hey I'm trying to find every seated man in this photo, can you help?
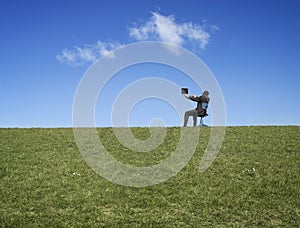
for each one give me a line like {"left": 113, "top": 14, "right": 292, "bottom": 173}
{"left": 183, "top": 91, "right": 210, "bottom": 127}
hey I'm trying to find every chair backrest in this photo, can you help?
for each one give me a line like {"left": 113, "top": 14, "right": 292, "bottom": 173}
{"left": 198, "top": 102, "right": 209, "bottom": 118}
{"left": 201, "top": 102, "right": 208, "bottom": 110}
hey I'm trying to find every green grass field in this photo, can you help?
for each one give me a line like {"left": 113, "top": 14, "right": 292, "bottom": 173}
{"left": 1, "top": 126, "right": 299, "bottom": 227}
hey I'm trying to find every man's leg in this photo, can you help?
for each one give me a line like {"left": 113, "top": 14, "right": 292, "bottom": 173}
{"left": 192, "top": 111, "right": 198, "bottom": 127}
{"left": 184, "top": 109, "right": 198, "bottom": 127}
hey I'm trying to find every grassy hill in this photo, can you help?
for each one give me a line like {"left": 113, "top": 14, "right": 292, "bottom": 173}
{"left": 0, "top": 126, "right": 299, "bottom": 227}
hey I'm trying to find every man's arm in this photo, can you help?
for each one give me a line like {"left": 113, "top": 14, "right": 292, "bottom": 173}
{"left": 184, "top": 94, "right": 201, "bottom": 103}
{"left": 184, "top": 94, "right": 197, "bottom": 99}
{"left": 190, "top": 95, "right": 200, "bottom": 102}
{"left": 184, "top": 94, "right": 191, "bottom": 99}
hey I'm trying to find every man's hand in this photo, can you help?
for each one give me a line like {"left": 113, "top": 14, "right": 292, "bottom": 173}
{"left": 184, "top": 94, "right": 190, "bottom": 99}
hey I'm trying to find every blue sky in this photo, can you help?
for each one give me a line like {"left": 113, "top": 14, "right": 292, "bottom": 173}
{"left": 1, "top": 0, "right": 299, "bottom": 127}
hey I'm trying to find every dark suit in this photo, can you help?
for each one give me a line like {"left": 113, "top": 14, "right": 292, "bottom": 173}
{"left": 184, "top": 95, "right": 210, "bottom": 127}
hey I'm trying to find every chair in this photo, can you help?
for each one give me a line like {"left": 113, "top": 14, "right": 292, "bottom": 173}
{"left": 198, "top": 103, "right": 208, "bottom": 126}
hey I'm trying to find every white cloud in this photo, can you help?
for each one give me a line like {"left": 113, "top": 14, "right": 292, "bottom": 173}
{"left": 57, "top": 12, "right": 216, "bottom": 65}
{"left": 96, "top": 41, "right": 121, "bottom": 59}
{"left": 56, "top": 49, "right": 77, "bottom": 64}
{"left": 56, "top": 41, "right": 123, "bottom": 66}
{"left": 129, "top": 12, "right": 212, "bottom": 50}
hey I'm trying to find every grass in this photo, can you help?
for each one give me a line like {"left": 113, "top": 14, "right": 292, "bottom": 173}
{"left": 0, "top": 126, "right": 299, "bottom": 227}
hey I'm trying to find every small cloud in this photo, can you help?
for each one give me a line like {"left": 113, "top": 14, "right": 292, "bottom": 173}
{"left": 56, "top": 49, "right": 77, "bottom": 65}
{"left": 56, "top": 41, "right": 123, "bottom": 66}
{"left": 75, "top": 45, "right": 97, "bottom": 62}
{"left": 210, "top": 24, "right": 220, "bottom": 32}
{"left": 96, "top": 41, "right": 121, "bottom": 59}
{"left": 129, "top": 12, "right": 213, "bottom": 52}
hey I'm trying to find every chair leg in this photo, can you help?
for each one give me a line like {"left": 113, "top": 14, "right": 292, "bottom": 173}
{"left": 199, "top": 117, "right": 208, "bottom": 127}
{"left": 200, "top": 117, "right": 203, "bottom": 126}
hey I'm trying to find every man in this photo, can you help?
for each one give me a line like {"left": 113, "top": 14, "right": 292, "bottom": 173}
{"left": 183, "top": 91, "right": 210, "bottom": 127}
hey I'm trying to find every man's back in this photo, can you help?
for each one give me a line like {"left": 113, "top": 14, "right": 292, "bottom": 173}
{"left": 190, "top": 95, "right": 209, "bottom": 114}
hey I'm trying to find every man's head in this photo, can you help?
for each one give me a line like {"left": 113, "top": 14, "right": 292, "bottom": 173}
{"left": 203, "top": 91, "right": 209, "bottom": 96}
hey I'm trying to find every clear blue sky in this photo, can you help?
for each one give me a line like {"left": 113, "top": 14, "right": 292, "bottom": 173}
{"left": 1, "top": 0, "right": 299, "bottom": 127}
